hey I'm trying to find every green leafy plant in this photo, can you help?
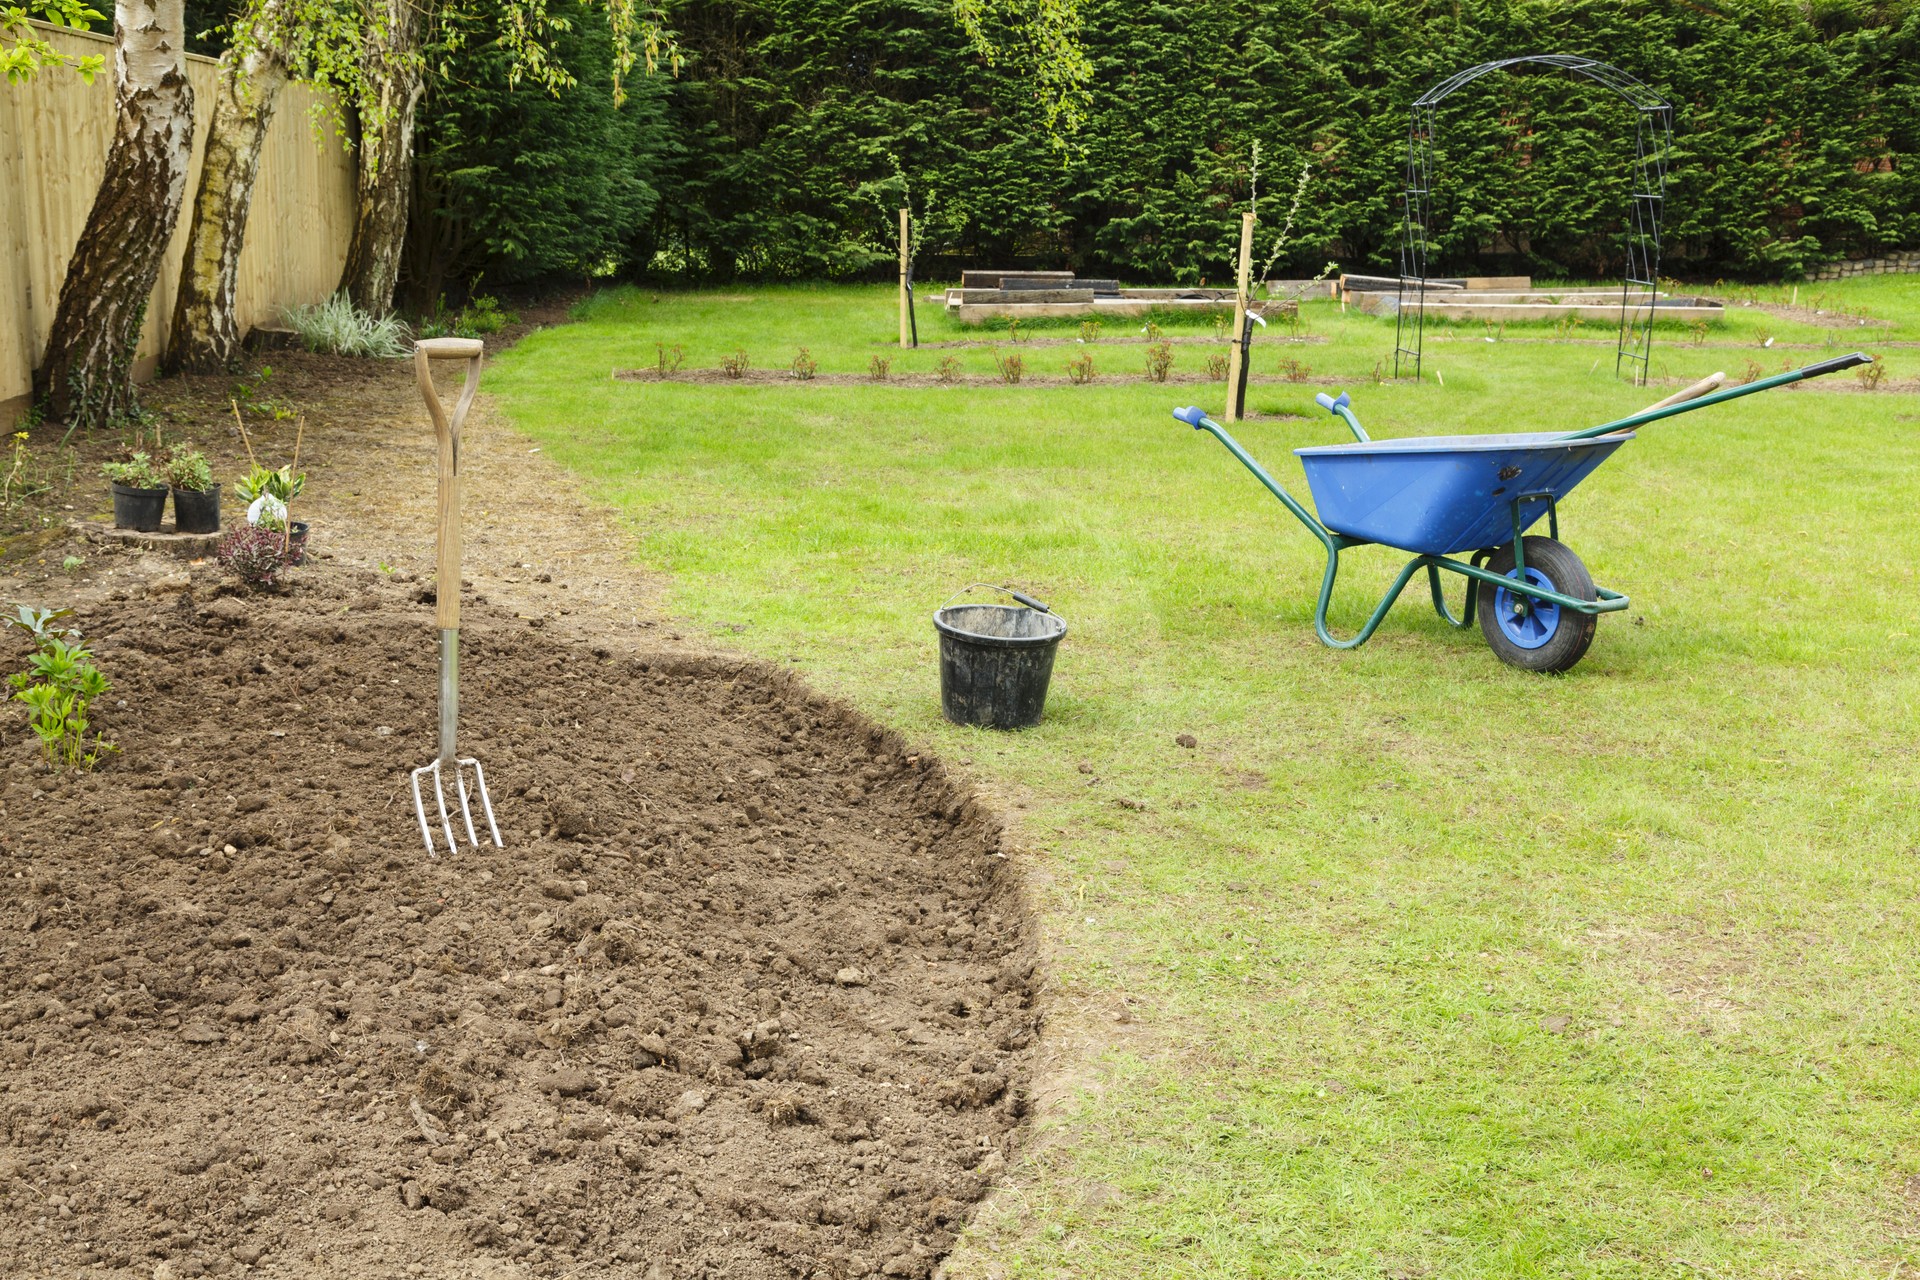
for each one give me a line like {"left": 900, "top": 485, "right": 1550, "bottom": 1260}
{"left": 1687, "top": 318, "right": 1710, "bottom": 346}
{"left": 7, "top": 604, "right": 113, "bottom": 772}
{"left": 934, "top": 355, "right": 962, "bottom": 384}
{"left": 720, "top": 349, "right": 749, "bottom": 378}
{"left": 789, "top": 347, "right": 818, "bottom": 380}
{"left": 282, "top": 293, "right": 409, "bottom": 358}
{"left": 1, "top": 428, "right": 47, "bottom": 508}
{"left": 1856, "top": 355, "right": 1886, "bottom": 390}
{"left": 163, "top": 445, "right": 213, "bottom": 492}
{"left": 417, "top": 293, "right": 515, "bottom": 340}
{"left": 227, "top": 366, "right": 297, "bottom": 420}
{"left": 1007, "top": 318, "right": 1024, "bottom": 343}
{"left": 656, "top": 342, "right": 685, "bottom": 377}
{"left": 868, "top": 355, "right": 892, "bottom": 381}
{"left": 1078, "top": 319, "right": 1103, "bottom": 343}
{"left": 217, "top": 525, "right": 294, "bottom": 592}
{"left": 101, "top": 452, "right": 164, "bottom": 489}
{"left": 0, "top": 2, "right": 106, "bottom": 84}
{"left": 1065, "top": 352, "right": 1095, "bottom": 384}
{"left": 60, "top": 555, "right": 82, "bottom": 576}
{"left": 994, "top": 350, "right": 1024, "bottom": 385}
{"left": 1144, "top": 341, "right": 1174, "bottom": 383}
{"left": 5, "top": 604, "right": 75, "bottom": 647}
{"left": 236, "top": 463, "right": 306, "bottom": 531}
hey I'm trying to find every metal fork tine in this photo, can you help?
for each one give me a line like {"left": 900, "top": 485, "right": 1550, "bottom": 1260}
{"left": 410, "top": 765, "right": 437, "bottom": 854}
{"left": 411, "top": 761, "right": 457, "bottom": 857}
{"left": 453, "top": 765, "right": 481, "bottom": 847}
{"left": 430, "top": 760, "right": 457, "bottom": 853}
{"left": 462, "top": 758, "right": 503, "bottom": 847}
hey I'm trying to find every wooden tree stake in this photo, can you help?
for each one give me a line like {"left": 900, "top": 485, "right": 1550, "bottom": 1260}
{"left": 899, "top": 208, "right": 912, "bottom": 349}
{"left": 1224, "top": 211, "right": 1256, "bottom": 423}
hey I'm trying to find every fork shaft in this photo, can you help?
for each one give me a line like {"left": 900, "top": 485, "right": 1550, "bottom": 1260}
{"left": 439, "top": 628, "right": 459, "bottom": 765}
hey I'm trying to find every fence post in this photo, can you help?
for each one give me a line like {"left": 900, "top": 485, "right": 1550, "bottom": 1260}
{"left": 1224, "top": 211, "right": 1256, "bottom": 423}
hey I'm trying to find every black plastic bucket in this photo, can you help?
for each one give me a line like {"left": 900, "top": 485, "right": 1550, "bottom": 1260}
{"left": 933, "top": 586, "right": 1067, "bottom": 730}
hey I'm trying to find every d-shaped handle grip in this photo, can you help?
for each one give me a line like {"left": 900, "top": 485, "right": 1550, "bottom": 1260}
{"left": 415, "top": 340, "right": 485, "bottom": 630}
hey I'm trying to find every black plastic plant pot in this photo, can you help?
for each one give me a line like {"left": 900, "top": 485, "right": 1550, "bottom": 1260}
{"left": 286, "top": 520, "right": 310, "bottom": 565}
{"left": 171, "top": 483, "right": 221, "bottom": 534}
{"left": 110, "top": 483, "right": 168, "bottom": 532}
{"left": 933, "top": 602, "right": 1067, "bottom": 730}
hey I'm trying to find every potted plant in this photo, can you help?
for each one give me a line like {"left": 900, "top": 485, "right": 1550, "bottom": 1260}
{"left": 165, "top": 446, "right": 221, "bottom": 534}
{"left": 235, "top": 462, "right": 309, "bottom": 563}
{"left": 101, "top": 454, "right": 168, "bottom": 531}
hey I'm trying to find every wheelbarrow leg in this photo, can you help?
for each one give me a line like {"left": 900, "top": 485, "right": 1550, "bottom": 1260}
{"left": 1425, "top": 561, "right": 1479, "bottom": 630}
{"left": 1312, "top": 544, "right": 1429, "bottom": 650}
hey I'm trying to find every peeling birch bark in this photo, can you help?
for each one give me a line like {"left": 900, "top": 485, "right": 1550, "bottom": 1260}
{"left": 337, "top": 0, "right": 423, "bottom": 319}
{"left": 165, "top": 0, "right": 290, "bottom": 374}
{"left": 35, "top": 0, "right": 195, "bottom": 427}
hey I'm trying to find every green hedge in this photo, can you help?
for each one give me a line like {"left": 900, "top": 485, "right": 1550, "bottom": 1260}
{"left": 412, "top": 0, "right": 1920, "bottom": 286}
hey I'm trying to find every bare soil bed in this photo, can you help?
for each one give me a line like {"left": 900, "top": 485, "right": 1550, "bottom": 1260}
{"left": 0, "top": 335, "right": 1038, "bottom": 1280}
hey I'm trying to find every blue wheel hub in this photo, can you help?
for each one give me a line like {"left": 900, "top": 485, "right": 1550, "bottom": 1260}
{"left": 1493, "top": 566, "right": 1560, "bottom": 650}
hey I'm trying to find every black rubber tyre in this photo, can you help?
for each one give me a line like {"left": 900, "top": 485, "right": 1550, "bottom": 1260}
{"left": 1476, "top": 536, "right": 1598, "bottom": 673}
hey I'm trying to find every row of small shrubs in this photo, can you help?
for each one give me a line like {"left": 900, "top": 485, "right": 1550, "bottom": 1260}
{"left": 671, "top": 345, "right": 1309, "bottom": 385}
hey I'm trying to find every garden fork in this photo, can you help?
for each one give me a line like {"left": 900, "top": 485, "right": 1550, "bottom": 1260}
{"left": 410, "top": 337, "right": 503, "bottom": 856}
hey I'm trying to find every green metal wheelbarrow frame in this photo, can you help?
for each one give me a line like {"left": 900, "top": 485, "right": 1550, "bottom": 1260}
{"left": 1177, "top": 352, "right": 1872, "bottom": 651}
{"left": 1185, "top": 412, "right": 1623, "bottom": 648}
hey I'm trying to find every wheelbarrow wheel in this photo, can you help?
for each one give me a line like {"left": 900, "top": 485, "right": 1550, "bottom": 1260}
{"left": 1477, "top": 537, "right": 1598, "bottom": 673}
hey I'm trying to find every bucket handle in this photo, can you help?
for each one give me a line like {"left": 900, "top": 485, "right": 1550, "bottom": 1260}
{"left": 938, "top": 582, "right": 1052, "bottom": 615}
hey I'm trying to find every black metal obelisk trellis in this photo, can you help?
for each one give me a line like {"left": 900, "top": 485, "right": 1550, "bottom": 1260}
{"left": 1393, "top": 55, "right": 1675, "bottom": 386}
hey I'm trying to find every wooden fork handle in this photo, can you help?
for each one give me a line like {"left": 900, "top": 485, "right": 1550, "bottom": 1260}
{"left": 414, "top": 340, "right": 485, "bottom": 630}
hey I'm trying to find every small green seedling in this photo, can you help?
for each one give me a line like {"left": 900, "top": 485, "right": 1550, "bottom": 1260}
{"left": 7, "top": 604, "right": 114, "bottom": 771}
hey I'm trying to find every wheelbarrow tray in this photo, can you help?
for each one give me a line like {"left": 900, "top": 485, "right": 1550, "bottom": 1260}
{"left": 1293, "top": 431, "right": 1632, "bottom": 556}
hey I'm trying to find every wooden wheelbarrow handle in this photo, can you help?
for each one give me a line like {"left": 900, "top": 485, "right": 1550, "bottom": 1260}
{"left": 414, "top": 338, "right": 485, "bottom": 630}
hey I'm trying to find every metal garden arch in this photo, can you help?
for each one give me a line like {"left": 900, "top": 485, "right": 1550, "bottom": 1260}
{"left": 1393, "top": 55, "right": 1675, "bottom": 385}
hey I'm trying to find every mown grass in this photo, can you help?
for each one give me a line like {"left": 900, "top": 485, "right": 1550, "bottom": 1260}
{"left": 485, "top": 278, "right": 1920, "bottom": 1279}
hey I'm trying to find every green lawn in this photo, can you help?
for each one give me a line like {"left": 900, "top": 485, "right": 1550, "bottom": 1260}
{"left": 485, "top": 279, "right": 1920, "bottom": 1279}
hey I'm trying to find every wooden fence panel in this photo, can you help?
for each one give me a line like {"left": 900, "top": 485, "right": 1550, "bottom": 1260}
{"left": 0, "top": 21, "right": 355, "bottom": 417}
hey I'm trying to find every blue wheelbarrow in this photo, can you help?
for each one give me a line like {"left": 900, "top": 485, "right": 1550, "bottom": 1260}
{"left": 1174, "top": 353, "right": 1871, "bottom": 672}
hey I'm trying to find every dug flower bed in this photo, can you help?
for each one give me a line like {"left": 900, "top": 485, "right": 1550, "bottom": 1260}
{"left": 0, "top": 567, "right": 1037, "bottom": 1279}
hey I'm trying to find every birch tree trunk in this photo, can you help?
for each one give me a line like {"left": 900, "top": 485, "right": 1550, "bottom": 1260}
{"left": 35, "top": 0, "right": 194, "bottom": 427}
{"left": 164, "top": 1, "right": 289, "bottom": 374}
{"left": 337, "top": 0, "right": 423, "bottom": 318}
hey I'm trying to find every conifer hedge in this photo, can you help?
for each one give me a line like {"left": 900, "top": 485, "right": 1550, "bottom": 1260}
{"left": 409, "top": 0, "right": 1920, "bottom": 286}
